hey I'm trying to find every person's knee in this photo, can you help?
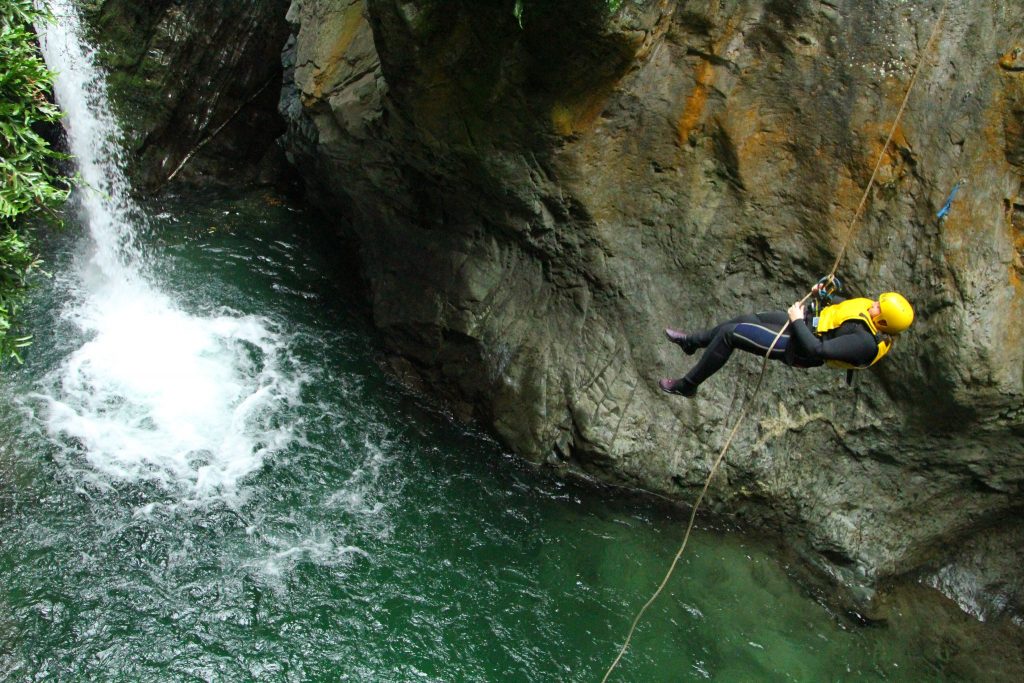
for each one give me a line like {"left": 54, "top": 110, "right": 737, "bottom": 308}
{"left": 726, "top": 313, "right": 760, "bottom": 326}
{"left": 716, "top": 323, "right": 740, "bottom": 349}
{"left": 733, "top": 323, "right": 788, "bottom": 358}
{"left": 754, "top": 311, "right": 789, "bottom": 326}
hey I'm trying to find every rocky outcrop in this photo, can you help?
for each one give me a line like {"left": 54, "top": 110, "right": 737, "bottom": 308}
{"left": 82, "top": 0, "right": 292, "bottom": 189}
{"left": 278, "top": 0, "right": 1024, "bottom": 620}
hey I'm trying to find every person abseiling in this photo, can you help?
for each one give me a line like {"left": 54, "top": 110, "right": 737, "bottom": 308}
{"left": 658, "top": 285, "right": 914, "bottom": 398}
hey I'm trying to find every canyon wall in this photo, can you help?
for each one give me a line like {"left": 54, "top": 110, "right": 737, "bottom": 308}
{"left": 84, "top": 0, "right": 1024, "bottom": 622}
{"left": 83, "top": 0, "right": 291, "bottom": 189}
{"left": 277, "top": 0, "right": 1024, "bottom": 620}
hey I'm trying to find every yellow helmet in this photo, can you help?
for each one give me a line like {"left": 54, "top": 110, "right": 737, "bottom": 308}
{"left": 875, "top": 292, "right": 914, "bottom": 334}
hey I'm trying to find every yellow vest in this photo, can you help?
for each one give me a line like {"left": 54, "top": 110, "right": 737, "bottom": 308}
{"left": 814, "top": 298, "right": 892, "bottom": 369}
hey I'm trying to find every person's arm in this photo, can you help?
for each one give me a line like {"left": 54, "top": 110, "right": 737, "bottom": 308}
{"left": 787, "top": 302, "right": 876, "bottom": 365}
{"left": 790, "top": 320, "right": 876, "bottom": 365}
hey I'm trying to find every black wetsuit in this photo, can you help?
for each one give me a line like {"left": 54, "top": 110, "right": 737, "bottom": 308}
{"left": 678, "top": 299, "right": 880, "bottom": 389}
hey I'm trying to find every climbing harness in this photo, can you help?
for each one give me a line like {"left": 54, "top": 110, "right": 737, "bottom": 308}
{"left": 937, "top": 179, "right": 966, "bottom": 220}
{"left": 816, "top": 274, "right": 842, "bottom": 302}
{"left": 808, "top": 274, "right": 842, "bottom": 319}
{"left": 601, "top": 2, "right": 949, "bottom": 680}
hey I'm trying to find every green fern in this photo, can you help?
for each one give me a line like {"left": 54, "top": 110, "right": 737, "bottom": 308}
{"left": 0, "top": 0, "right": 71, "bottom": 364}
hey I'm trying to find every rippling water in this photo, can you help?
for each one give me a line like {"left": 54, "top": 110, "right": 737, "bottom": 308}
{"left": 2, "top": 3, "right": 1018, "bottom": 679}
{"left": 1, "top": 191, "right": 1016, "bottom": 681}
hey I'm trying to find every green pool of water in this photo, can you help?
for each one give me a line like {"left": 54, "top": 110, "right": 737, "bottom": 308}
{"left": 0, "top": 190, "right": 1009, "bottom": 681}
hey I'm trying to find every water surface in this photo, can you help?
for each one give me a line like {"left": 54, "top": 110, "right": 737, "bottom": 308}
{"left": 0, "top": 190, "right": 1011, "bottom": 682}
{"left": 3, "top": 3, "right": 1019, "bottom": 678}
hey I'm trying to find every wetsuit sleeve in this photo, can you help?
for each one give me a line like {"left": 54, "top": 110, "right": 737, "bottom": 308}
{"left": 790, "top": 319, "right": 877, "bottom": 366}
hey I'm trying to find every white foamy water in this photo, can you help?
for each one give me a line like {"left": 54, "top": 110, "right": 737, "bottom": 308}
{"left": 35, "top": 1, "right": 302, "bottom": 498}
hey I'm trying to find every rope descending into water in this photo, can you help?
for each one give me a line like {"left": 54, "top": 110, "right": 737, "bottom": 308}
{"left": 825, "top": 0, "right": 949, "bottom": 282}
{"left": 601, "top": 2, "right": 949, "bottom": 680}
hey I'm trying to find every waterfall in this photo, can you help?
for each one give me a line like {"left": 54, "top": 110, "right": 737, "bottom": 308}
{"left": 37, "top": 0, "right": 145, "bottom": 284}
{"left": 34, "top": 1, "right": 303, "bottom": 500}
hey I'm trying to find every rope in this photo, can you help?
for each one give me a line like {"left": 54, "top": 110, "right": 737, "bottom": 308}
{"left": 826, "top": 0, "right": 948, "bottom": 280}
{"left": 601, "top": 2, "right": 949, "bottom": 679}
{"left": 164, "top": 75, "right": 277, "bottom": 184}
{"left": 600, "top": 296, "right": 808, "bottom": 683}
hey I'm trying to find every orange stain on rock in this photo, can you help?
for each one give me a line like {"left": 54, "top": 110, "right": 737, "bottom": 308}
{"left": 999, "top": 46, "right": 1024, "bottom": 71}
{"left": 674, "top": 10, "right": 744, "bottom": 147}
{"left": 676, "top": 59, "right": 715, "bottom": 146}
{"left": 1008, "top": 199, "right": 1024, "bottom": 289}
{"left": 859, "top": 116, "right": 909, "bottom": 185}
{"left": 309, "top": 2, "right": 368, "bottom": 102}
{"left": 723, "top": 107, "right": 795, "bottom": 189}
{"left": 551, "top": 82, "right": 621, "bottom": 137}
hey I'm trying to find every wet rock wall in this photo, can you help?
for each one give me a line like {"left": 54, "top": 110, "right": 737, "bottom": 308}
{"left": 277, "top": 0, "right": 1024, "bottom": 620}
{"left": 82, "top": 0, "right": 292, "bottom": 189}
{"left": 80, "top": 0, "right": 1024, "bottom": 622}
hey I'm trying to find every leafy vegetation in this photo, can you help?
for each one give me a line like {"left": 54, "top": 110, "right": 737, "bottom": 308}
{"left": 0, "top": 0, "right": 70, "bottom": 363}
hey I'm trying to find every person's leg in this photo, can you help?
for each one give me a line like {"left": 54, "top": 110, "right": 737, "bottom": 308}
{"left": 729, "top": 317, "right": 792, "bottom": 360}
{"left": 661, "top": 311, "right": 791, "bottom": 396}
{"left": 690, "top": 313, "right": 761, "bottom": 347}
{"left": 751, "top": 310, "right": 789, "bottom": 327}
{"left": 667, "top": 312, "right": 761, "bottom": 354}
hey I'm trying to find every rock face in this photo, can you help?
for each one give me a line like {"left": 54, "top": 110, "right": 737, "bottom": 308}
{"left": 82, "top": 0, "right": 292, "bottom": 189}
{"left": 278, "top": 0, "right": 1024, "bottom": 619}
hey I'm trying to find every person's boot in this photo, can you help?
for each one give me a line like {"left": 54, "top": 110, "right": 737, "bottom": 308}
{"left": 658, "top": 378, "right": 698, "bottom": 397}
{"left": 665, "top": 328, "right": 698, "bottom": 355}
